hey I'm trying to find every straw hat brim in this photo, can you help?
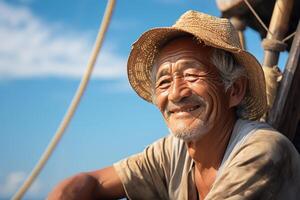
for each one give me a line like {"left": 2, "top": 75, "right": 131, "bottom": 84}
{"left": 127, "top": 27, "right": 267, "bottom": 120}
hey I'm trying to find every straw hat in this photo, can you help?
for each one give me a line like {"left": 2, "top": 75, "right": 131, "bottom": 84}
{"left": 127, "top": 10, "right": 267, "bottom": 120}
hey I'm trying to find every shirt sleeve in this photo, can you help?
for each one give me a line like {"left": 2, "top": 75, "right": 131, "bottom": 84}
{"left": 205, "top": 129, "right": 300, "bottom": 200}
{"left": 113, "top": 135, "right": 174, "bottom": 200}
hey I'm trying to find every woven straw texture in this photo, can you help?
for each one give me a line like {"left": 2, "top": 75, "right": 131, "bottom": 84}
{"left": 127, "top": 10, "right": 267, "bottom": 120}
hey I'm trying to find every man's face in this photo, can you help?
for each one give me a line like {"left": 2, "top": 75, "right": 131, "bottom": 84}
{"left": 153, "top": 37, "right": 232, "bottom": 141}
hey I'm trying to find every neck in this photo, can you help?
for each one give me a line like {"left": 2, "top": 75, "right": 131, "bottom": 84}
{"left": 186, "top": 114, "right": 236, "bottom": 170}
{"left": 186, "top": 114, "right": 237, "bottom": 199}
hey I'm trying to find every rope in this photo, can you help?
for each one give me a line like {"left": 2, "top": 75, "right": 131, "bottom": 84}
{"left": 263, "top": 65, "right": 282, "bottom": 109}
{"left": 243, "top": 0, "right": 272, "bottom": 36}
{"left": 243, "top": 0, "right": 297, "bottom": 49}
{"left": 230, "top": 17, "right": 246, "bottom": 50}
{"left": 12, "top": 0, "right": 116, "bottom": 199}
{"left": 262, "top": 38, "right": 287, "bottom": 52}
{"left": 283, "top": 31, "right": 296, "bottom": 42}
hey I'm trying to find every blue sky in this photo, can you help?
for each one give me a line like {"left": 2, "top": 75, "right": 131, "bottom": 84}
{"left": 0, "top": 0, "right": 289, "bottom": 199}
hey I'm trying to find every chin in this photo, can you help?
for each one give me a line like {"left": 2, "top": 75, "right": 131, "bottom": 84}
{"left": 168, "top": 122, "right": 209, "bottom": 142}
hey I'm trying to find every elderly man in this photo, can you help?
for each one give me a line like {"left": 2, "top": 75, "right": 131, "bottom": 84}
{"left": 48, "top": 11, "right": 300, "bottom": 200}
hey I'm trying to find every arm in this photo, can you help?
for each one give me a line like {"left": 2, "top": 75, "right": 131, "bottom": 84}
{"left": 48, "top": 135, "right": 174, "bottom": 199}
{"left": 48, "top": 166, "right": 126, "bottom": 200}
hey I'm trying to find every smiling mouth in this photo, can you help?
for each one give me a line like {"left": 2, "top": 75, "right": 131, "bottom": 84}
{"left": 169, "top": 105, "right": 201, "bottom": 114}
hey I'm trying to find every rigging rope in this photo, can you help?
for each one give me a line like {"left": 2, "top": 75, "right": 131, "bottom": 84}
{"left": 12, "top": 0, "right": 116, "bottom": 199}
{"left": 243, "top": 0, "right": 272, "bottom": 36}
{"left": 283, "top": 31, "right": 296, "bottom": 42}
{"left": 243, "top": 0, "right": 296, "bottom": 43}
{"left": 243, "top": 0, "right": 296, "bottom": 116}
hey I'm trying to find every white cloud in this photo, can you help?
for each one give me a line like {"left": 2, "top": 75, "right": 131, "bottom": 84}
{"left": 0, "top": 171, "right": 42, "bottom": 198}
{"left": 0, "top": 1, "right": 127, "bottom": 79}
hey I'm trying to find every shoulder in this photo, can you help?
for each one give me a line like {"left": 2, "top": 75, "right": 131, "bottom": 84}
{"left": 232, "top": 121, "right": 300, "bottom": 169}
{"left": 209, "top": 123, "right": 300, "bottom": 199}
{"left": 114, "top": 134, "right": 186, "bottom": 169}
{"left": 235, "top": 119, "right": 294, "bottom": 153}
{"left": 112, "top": 134, "right": 189, "bottom": 199}
{"left": 245, "top": 124, "right": 297, "bottom": 157}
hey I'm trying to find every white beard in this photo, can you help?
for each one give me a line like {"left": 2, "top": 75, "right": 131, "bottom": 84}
{"left": 168, "top": 119, "right": 209, "bottom": 142}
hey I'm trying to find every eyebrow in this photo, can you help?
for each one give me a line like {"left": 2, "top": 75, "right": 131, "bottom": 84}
{"left": 156, "top": 67, "right": 170, "bottom": 80}
{"left": 176, "top": 60, "right": 205, "bottom": 70}
{"left": 155, "top": 59, "right": 208, "bottom": 80}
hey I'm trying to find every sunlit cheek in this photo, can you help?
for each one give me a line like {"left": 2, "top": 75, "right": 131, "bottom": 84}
{"left": 206, "top": 83, "right": 226, "bottom": 122}
{"left": 154, "top": 90, "right": 169, "bottom": 119}
{"left": 191, "top": 81, "right": 223, "bottom": 122}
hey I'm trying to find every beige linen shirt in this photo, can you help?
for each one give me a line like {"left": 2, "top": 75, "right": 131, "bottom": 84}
{"left": 113, "top": 119, "right": 300, "bottom": 200}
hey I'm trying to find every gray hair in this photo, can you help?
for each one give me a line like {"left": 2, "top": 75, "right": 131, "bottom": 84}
{"left": 211, "top": 49, "right": 247, "bottom": 118}
{"left": 211, "top": 48, "right": 247, "bottom": 91}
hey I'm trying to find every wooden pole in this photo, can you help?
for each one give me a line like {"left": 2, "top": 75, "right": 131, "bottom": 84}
{"left": 263, "top": 0, "right": 294, "bottom": 67}
{"left": 230, "top": 17, "right": 246, "bottom": 50}
{"left": 238, "top": 31, "right": 246, "bottom": 50}
{"left": 267, "top": 21, "right": 300, "bottom": 140}
{"left": 262, "top": 0, "right": 294, "bottom": 117}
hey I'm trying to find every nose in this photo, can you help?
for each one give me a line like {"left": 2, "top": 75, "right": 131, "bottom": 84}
{"left": 168, "top": 77, "right": 192, "bottom": 103}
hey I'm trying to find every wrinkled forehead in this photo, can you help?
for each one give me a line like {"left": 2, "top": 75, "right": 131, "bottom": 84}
{"left": 152, "top": 35, "right": 214, "bottom": 74}
{"left": 159, "top": 35, "right": 210, "bottom": 54}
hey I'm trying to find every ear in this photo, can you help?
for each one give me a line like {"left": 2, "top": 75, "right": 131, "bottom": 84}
{"left": 227, "top": 77, "right": 247, "bottom": 108}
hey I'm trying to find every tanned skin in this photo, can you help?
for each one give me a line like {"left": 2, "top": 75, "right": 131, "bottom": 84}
{"left": 48, "top": 37, "right": 246, "bottom": 200}
{"left": 48, "top": 167, "right": 125, "bottom": 199}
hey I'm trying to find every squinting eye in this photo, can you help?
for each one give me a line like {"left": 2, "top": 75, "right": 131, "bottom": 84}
{"left": 184, "top": 73, "right": 199, "bottom": 81}
{"left": 156, "top": 79, "right": 171, "bottom": 89}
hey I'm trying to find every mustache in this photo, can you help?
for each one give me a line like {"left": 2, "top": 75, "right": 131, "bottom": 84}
{"left": 166, "top": 95, "right": 207, "bottom": 111}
